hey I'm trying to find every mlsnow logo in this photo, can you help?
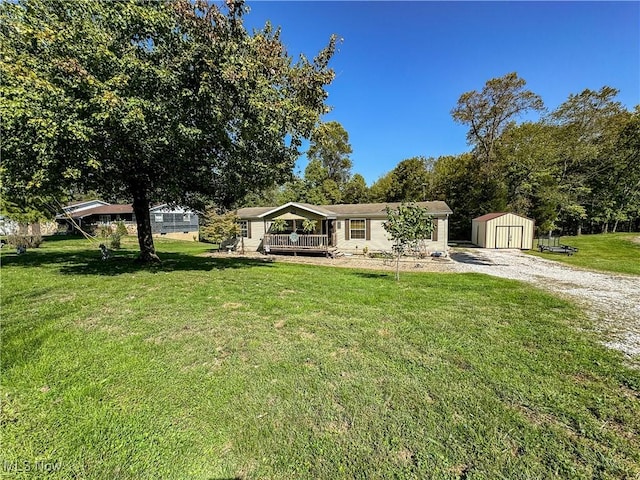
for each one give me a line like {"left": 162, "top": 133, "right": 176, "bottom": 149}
{"left": 3, "top": 459, "right": 62, "bottom": 473}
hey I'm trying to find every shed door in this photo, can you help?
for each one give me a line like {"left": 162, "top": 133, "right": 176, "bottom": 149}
{"left": 495, "top": 226, "right": 524, "bottom": 249}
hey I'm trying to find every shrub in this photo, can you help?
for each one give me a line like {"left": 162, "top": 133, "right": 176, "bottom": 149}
{"left": 109, "top": 232, "right": 122, "bottom": 249}
{"left": 7, "top": 234, "right": 43, "bottom": 250}
{"left": 115, "top": 221, "right": 128, "bottom": 237}
{"left": 200, "top": 210, "right": 240, "bottom": 244}
{"left": 97, "top": 225, "right": 113, "bottom": 239}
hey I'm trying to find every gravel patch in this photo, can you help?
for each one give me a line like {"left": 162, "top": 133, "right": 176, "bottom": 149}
{"left": 450, "top": 249, "right": 640, "bottom": 357}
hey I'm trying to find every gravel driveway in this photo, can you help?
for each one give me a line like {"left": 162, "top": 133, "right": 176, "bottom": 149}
{"left": 450, "top": 248, "right": 640, "bottom": 357}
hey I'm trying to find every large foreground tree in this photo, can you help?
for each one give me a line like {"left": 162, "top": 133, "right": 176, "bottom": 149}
{"left": 1, "top": 0, "right": 336, "bottom": 261}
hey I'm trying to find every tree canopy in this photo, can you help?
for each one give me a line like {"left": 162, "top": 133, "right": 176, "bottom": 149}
{"left": 382, "top": 203, "right": 433, "bottom": 281}
{"left": 307, "top": 120, "right": 353, "bottom": 184}
{"left": 451, "top": 72, "right": 544, "bottom": 163}
{"left": 1, "top": 0, "right": 337, "bottom": 260}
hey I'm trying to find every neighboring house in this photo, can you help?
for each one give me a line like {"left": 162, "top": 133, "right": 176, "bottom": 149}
{"left": 149, "top": 204, "right": 199, "bottom": 241}
{"left": 471, "top": 212, "right": 535, "bottom": 249}
{"left": 56, "top": 201, "right": 136, "bottom": 234}
{"left": 235, "top": 201, "right": 452, "bottom": 256}
{"left": 57, "top": 200, "right": 199, "bottom": 240}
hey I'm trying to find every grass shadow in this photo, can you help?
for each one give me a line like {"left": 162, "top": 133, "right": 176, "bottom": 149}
{"left": 1, "top": 248, "right": 273, "bottom": 276}
{"left": 352, "top": 271, "right": 391, "bottom": 279}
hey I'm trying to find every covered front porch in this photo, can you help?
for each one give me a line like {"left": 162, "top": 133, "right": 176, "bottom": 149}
{"left": 258, "top": 202, "right": 337, "bottom": 256}
{"left": 263, "top": 233, "right": 336, "bottom": 254}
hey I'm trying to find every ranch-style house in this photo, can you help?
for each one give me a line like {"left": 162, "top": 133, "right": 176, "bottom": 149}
{"left": 56, "top": 200, "right": 199, "bottom": 241}
{"left": 235, "top": 201, "right": 452, "bottom": 256}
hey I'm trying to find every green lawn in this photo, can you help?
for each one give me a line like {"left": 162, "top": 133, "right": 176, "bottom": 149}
{"left": 2, "top": 237, "right": 639, "bottom": 479}
{"left": 529, "top": 232, "right": 640, "bottom": 275}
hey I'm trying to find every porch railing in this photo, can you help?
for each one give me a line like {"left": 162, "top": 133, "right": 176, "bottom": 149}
{"left": 263, "top": 234, "right": 329, "bottom": 251}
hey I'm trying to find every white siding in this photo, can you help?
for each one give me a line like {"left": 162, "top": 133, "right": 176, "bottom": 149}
{"left": 335, "top": 216, "right": 449, "bottom": 255}
{"left": 240, "top": 220, "right": 266, "bottom": 251}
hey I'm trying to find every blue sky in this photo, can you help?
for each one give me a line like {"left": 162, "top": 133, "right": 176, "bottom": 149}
{"left": 243, "top": 1, "right": 640, "bottom": 185}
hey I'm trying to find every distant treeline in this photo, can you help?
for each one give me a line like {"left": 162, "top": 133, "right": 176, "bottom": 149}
{"left": 243, "top": 74, "right": 639, "bottom": 240}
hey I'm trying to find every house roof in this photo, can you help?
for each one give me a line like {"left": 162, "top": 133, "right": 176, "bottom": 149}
{"left": 237, "top": 201, "right": 452, "bottom": 219}
{"left": 320, "top": 201, "right": 452, "bottom": 216}
{"left": 149, "top": 204, "right": 194, "bottom": 213}
{"left": 473, "top": 212, "right": 508, "bottom": 222}
{"left": 58, "top": 199, "right": 195, "bottom": 220}
{"left": 57, "top": 204, "right": 133, "bottom": 219}
{"left": 62, "top": 199, "right": 110, "bottom": 212}
{"left": 473, "top": 212, "right": 533, "bottom": 222}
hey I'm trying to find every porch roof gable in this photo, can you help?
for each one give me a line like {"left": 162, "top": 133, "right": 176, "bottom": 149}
{"left": 257, "top": 202, "right": 337, "bottom": 219}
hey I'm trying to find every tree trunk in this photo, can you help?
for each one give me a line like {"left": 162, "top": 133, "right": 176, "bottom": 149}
{"left": 613, "top": 219, "right": 619, "bottom": 233}
{"left": 132, "top": 191, "right": 160, "bottom": 263}
{"left": 395, "top": 250, "right": 401, "bottom": 281}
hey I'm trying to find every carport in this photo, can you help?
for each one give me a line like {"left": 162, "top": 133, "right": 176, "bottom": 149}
{"left": 471, "top": 212, "right": 534, "bottom": 249}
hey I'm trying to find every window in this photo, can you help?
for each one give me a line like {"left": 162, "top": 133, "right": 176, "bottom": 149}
{"left": 350, "top": 219, "right": 366, "bottom": 239}
{"left": 154, "top": 214, "right": 163, "bottom": 222}
{"left": 182, "top": 213, "right": 191, "bottom": 222}
{"left": 238, "top": 220, "right": 249, "bottom": 238}
{"left": 99, "top": 215, "right": 110, "bottom": 224}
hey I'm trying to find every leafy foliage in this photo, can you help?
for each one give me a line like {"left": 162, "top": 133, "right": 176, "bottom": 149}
{"left": 451, "top": 72, "right": 544, "bottom": 163}
{"left": 382, "top": 203, "right": 433, "bottom": 280}
{"left": 301, "top": 218, "right": 317, "bottom": 233}
{"left": 387, "top": 157, "right": 431, "bottom": 202}
{"left": 425, "top": 79, "right": 638, "bottom": 238}
{"left": 200, "top": 210, "right": 240, "bottom": 245}
{"left": 270, "top": 218, "right": 287, "bottom": 233}
{"left": 115, "top": 221, "right": 128, "bottom": 237}
{"left": 308, "top": 121, "right": 353, "bottom": 184}
{"left": 6, "top": 234, "right": 43, "bottom": 250}
{"left": 1, "top": 0, "right": 336, "bottom": 260}
{"left": 341, "top": 173, "right": 369, "bottom": 204}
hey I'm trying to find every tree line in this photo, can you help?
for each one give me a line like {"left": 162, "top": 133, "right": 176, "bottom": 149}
{"left": 261, "top": 74, "right": 639, "bottom": 240}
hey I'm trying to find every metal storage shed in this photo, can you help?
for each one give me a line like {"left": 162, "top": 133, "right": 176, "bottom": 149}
{"left": 471, "top": 212, "right": 534, "bottom": 249}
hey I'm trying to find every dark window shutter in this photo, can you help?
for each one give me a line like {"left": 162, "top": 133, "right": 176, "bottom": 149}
{"left": 432, "top": 220, "right": 438, "bottom": 241}
{"left": 345, "top": 219, "right": 350, "bottom": 240}
{"left": 247, "top": 221, "right": 252, "bottom": 239}
{"left": 365, "top": 219, "right": 371, "bottom": 240}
